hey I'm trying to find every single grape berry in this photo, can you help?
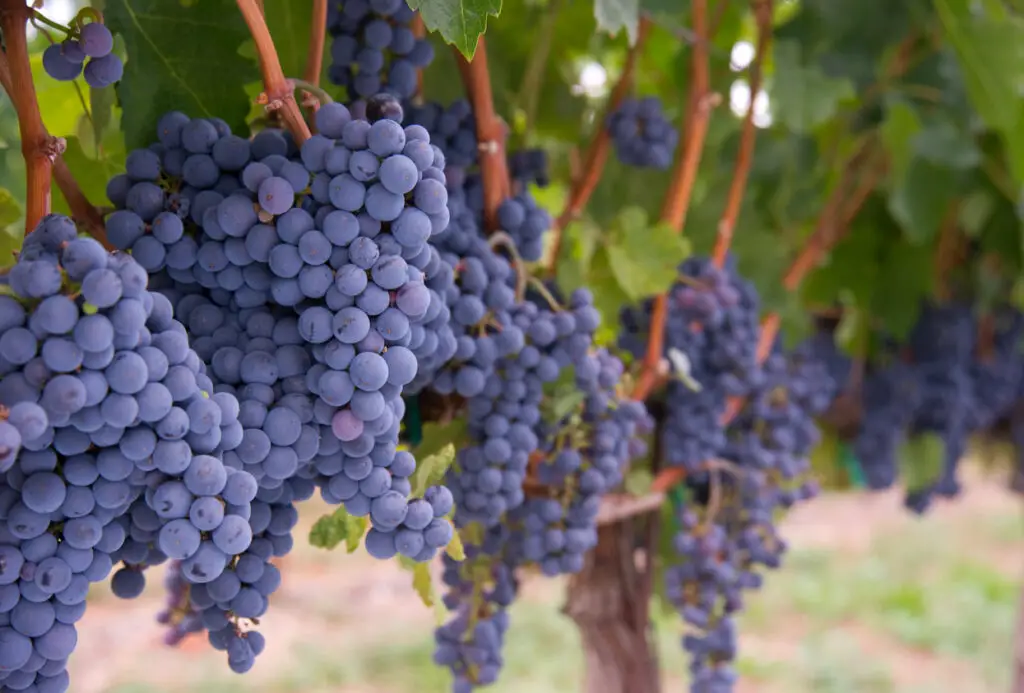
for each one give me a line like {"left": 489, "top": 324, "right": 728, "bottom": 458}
{"left": 79, "top": 22, "right": 115, "bottom": 58}
{"left": 365, "top": 93, "right": 404, "bottom": 124}
{"left": 42, "top": 44, "right": 83, "bottom": 82}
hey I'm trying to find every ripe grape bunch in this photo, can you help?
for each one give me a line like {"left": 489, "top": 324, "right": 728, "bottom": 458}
{"left": 327, "top": 0, "right": 435, "bottom": 104}
{"left": 606, "top": 97, "right": 679, "bottom": 170}
{"left": 102, "top": 97, "right": 457, "bottom": 560}
{"left": 0, "top": 214, "right": 270, "bottom": 690}
{"left": 41, "top": 18, "right": 124, "bottom": 88}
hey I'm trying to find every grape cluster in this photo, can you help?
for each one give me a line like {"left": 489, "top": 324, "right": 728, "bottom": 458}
{"left": 41, "top": 21, "right": 123, "bottom": 87}
{"left": 621, "top": 257, "right": 761, "bottom": 472}
{"left": 496, "top": 195, "right": 550, "bottom": 263}
{"left": 327, "top": 0, "right": 434, "bottom": 103}
{"left": 606, "top": 97, "right": 679, "bottom": 170}
{"left": 509, "top": 347, "right": 650, "bottom": 576}
{"left": 667, "top": 338, "right": 833, "bottom": 692}
{"left": 0, "top": 214, "right": 267, "bottom": 691}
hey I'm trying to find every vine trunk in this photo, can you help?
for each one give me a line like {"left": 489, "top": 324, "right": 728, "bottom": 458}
{"left": 564, "top": 522, "right": 661, "bottom": 693}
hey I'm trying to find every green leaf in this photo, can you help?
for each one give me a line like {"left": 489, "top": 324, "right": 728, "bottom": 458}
{"left": 959, "top": 190, "right": 995, "bottom": 237}
{"left": 586, "top": 244, "right": 633, "bottom": 345}
{"left": 444, "top": 520, "right": 465, "bottom": 561}
{"left": 880, "top": 99, "right": 921, "bottom": 185}
{"left": 411, "top": 562, "right": 435, "bottom": 608}
{"left": 554, "top": 219, "right": 600, "bottom": 295}
{"left": 542, "top": 365, "right": 585, "bottom": 422}
{"left": 406, "top": 0, "right": 502, "bottom": 58}
{"left": 604, "top": 208, "right": 690, "bottom": 300}
{"left": 897, "top": 433, "right": 944, "bottom": 492}
{"left": 0, "top": 189, "right": 23, "bottom": 229}
{"left": 912, "top": 119, "right": 980, "bottom": 170}
{"left": 933, "top": 0, "right": 1024, "bottom": 183}
{"left": 409, "top": 444, "right": 456, "bottom": 498}
{"left": 412, "top": 419, "right": 469, "bottom": 461}
{"left": 261, "top": 0, "right": 319, "bottom": 79}
{"left": 88, "top": 86, "right": 118, "bottom": 151}
{"left": 52, "top": 137, "right": 124, "bottom": 216}
{"left": 106, "top": 0, "right": 255, "bottom": 150}
{"left": 770, "top": 41, "right": 855, "bottom": 133}
{"left": 594, "top": 0, "right": 639, "bottom": 44}
{"left": 887, "top": 158, "right": 956, "bottom": 244}
{"left": 309, "top": 507, "right": 367, "bottom": 551}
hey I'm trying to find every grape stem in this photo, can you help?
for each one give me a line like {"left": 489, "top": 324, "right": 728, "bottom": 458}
{"left": 29, "top": 9, "right": 71, "bottom": 35}
{"left": 545, "top": 17, "right": 652, "bottom": 276}
{"left": 632, "top": 0, "right": 718, "bottom": 403}
{"left": 454, "top": 38, "right": 510, "bottom": 233}
{"left": 526, "top": 276, "right": 564, "bottom": 313}
{"left": 291, "top": 79, "right": 334, "bottom": 106}
{"left": 710, "top": 0, "right": 773, "bottom": 268}
{"left": 236, "top": 0, "right": 312, "bottom": 144}
{"left": 0, "top": 0, "right": 56, "bottom": 234}
{"left": 487, "top": 232, "right": 527, "bottom": 300}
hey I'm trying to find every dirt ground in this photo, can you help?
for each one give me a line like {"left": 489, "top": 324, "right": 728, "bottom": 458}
{"left": 69, "top": 467, "right": 1024, "bottom": 693}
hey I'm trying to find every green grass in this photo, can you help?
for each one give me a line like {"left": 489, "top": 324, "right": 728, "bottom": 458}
{"left": 100, "top": 492, "right": 1024, "bottom": 693}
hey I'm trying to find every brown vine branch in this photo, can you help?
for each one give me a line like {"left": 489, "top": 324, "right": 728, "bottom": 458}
{"left": 303, "top": 0, "right": 328, "bottom": 117}
{"left": 711, "top": 0, "right": 772, "bottom": 268}
{"left": 0, "top": 1, "right": 54, "bottom": 234}
{"left": 237, "top": 0, "right": 311, "bottom": 144}
{"left": 411, "top": 13, "right": 426, "bottom": 103}
{"left": 454, "top": 38, "right": 509, "bottom": 232}
{"left": 545, "top": 17, "right": 653, "bottom": 273}
{"left": 632, "top": 0, "right": 717, "bottom": 403}
{"left": 0, "top": 14, "right": 111, "bottom": 249}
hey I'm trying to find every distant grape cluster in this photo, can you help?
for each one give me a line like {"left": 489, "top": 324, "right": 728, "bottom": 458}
{"left": 606, "top": 97, "right": 679, "bottom": 170}
{"left": 327, "top": 0, "right": 435, "bottom": 104}
{"left": 41, "top": 20, "right": 123, "bottom": 88}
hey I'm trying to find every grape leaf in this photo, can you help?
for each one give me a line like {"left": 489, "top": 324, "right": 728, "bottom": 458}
{"left": 52, "top": 137, "right": 125, "bottom": 216}
{"left": 105, "top": 0, "right": 255, "bottom": 150}
{"left": 407, "top": 0, "right": 502, "bottom": 58}
{"left": 412, "top": 420, "right": 468, "bottom": 461}
{"left": 897, "top": 433, "right": 944, "bottom": 493}
{"left": 887, "top": 157, "right": 956, "bottom": 244}
{"left": 770, "top": 41, "right": 855, "bottom": 133}
{"left": 604, "top": 209, "right": 690, "bottom": 300}
{"left": 542, "top": 366, "right": 585, "bottom": 423}
{"left": 445, "top": 521, "right": 465, "bottom": 561}
{"left": 933, "top": 0, "right": 1024, "bottom": 183}
{"left": 880, "top": 99, "right": 921, "bottom": 185}
{"left": 0, "top": 189, "right": 22, "bottom": 229}
{"left": 309, "top": 507, "right": 367, "bottom": 552}
{"left": 261, "top": 0, "right": 318, "bottom": 80}
{"left": 594, "top": 0, "right": 640, "bottom": 44}
{"left": 409, "top": 444, "right": 456, "bottom": 498}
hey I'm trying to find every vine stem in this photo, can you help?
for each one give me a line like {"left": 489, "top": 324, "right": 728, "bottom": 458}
{"left": 0, "top": 0, "right": 54, "bottom": 234}
{"left": 304, "top": 0, "right": 328, "bottom": 85}
{"left": 545, "top": 17, "right": 652, "bottom": 274}
{"left": 237, "top": 0, "right": 311, "bottom": 144}
{"left": 710, "top": 0, "right": 772, "bottom": 268}
{"left": 632, "top": 0, "right": 717, "bottom": 403}
{"left": 454, "top": 38, "right": 509, "bottom": 232}
{"left": 411, "top": 14, "right": 426, "bottom": 102}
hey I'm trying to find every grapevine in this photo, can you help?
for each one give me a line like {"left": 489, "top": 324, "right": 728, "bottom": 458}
{"left": 0, "top": 0, "right": 1020, "bottom": 692}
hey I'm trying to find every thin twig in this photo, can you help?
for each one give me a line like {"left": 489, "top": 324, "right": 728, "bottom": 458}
{"left": 711, "top": 0, "right": 772, "bottom": 268}
{"left": 0, "top": 0, "right": 54, "bottom": 234}
{"left": 237, "top": 0, "right": 311, "bottom": 144}
{"left": 545, "top": 17, "right": 652, "bottom": 273}
{"left": 454, "top": 38, "right": 509, "bottom": 232}
{"left": 633, "top": 0, "right": 718, "bottom": 402}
